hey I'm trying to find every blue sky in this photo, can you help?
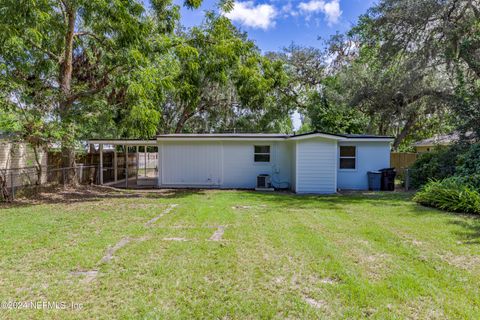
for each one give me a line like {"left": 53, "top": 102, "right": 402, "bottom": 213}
{"left": 171, "top": 0, "right": 376, "bottom": 52}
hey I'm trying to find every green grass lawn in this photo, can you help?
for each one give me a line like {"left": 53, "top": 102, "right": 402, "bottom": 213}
{"left": 1, "top": 188, "right": 479, "bottom": 319}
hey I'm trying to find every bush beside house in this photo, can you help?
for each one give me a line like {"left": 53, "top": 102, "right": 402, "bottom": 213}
{"left": 412, "top": 142, "right": 480, "bottom": 214}
{"left": 414, "top": 176, "right": 480, "bottom": 214}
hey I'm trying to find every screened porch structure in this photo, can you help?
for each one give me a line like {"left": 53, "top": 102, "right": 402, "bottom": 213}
{"left": 88, "top": 139, "right": 158, "bottom": 188}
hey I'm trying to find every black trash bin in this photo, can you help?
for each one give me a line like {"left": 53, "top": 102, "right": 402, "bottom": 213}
{"left": 379, "top": 168, "right": 396, "bottom": 191}
{"left": 367, "top": 171, "right": 382, "bottom": 191}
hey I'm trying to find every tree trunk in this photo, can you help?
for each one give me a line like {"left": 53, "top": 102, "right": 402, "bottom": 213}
{"left": 59, "top": 6, "right": 77, "bottom": 185}
{"left": 392, "top": 112, "right": 417, "bottom": 150}
{"left": 0, "top": 172, "right": 11, "bottom": 202}
{"left": 32, "top": 145, "right": 43, "bottom": 186}
{"left": 175, "top": 109, "right": 193, "bottom": 133}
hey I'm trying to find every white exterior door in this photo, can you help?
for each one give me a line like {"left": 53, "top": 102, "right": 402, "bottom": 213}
{"left": 160, "top": 142, "right": 222, "bottom": 186}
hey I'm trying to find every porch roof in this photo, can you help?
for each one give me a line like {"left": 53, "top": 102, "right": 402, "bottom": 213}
{"left": 87, "top": 139, "right": 157, "bottom": 146}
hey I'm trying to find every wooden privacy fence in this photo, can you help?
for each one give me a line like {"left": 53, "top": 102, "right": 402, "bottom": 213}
{"left": 390, "top": 152, "right": 418, "bottom": 175}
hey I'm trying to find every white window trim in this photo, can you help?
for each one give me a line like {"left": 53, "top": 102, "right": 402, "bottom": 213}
{"left": 339, "top": 145, "right": 357, "bottom": 171}
{"left": 254, "top": 145, "right": 272, "bottom": 164}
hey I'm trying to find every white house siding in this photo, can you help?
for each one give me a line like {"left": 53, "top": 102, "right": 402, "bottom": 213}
{"left": 290, "top": 142, "right": 297, "bottom": 192}
{"left": 337, "top": 141, "right": 391, "bottom": 190}
{"left": 159, "top": 141, "right": 222, "bottom": 186}
{"left": 219, "top": 141, "right": 291, "bottom": 189}
{"left": 158, "top": 140, "right": 292, "bottom": 189}
{"left": 295, "top": 138, "right": 337, "bottom": 194}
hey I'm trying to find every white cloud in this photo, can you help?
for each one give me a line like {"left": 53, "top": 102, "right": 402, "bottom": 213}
{"left": 298, "top": 0, "right": 342, "bottom": 25}
{"left": 281, "top": 1, "right": 299, "bottom": 17}
{"left": 224, "top": 1, "right": 278, "bottom": 30}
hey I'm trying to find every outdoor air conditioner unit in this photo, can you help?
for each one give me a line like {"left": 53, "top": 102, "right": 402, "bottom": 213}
{"left": 256, "top": 174, "right": 272, "bottom": 189}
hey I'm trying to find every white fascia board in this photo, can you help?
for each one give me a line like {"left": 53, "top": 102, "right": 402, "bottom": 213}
{"left": 288, "top": 133, "right": 344, "bottom": 141}
{"left": 156, "top": 137, "right": 286, "bottom": 142}
{"left": 339, "top": 138, "right": 395, "bottom": 142}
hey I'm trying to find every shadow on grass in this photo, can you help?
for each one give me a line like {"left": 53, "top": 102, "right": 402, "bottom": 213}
{"left": 5, "top": 186, "right": 480, "bottom": 244}
{"left": 242, "top": 190, "right": 414, "bottom": 210}
{"left": 0, "top": 185, "right": 204, "bottom": 209}
{"left": 449, "top": 218, "right": 480, "bottom": 244}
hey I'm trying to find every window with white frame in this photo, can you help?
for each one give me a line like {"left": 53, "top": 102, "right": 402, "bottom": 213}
{"left": 254, "top": 145, "right": 270, "bottom": 162}
{"left": 339, "top": 146, "right": 356, "bottom": 169}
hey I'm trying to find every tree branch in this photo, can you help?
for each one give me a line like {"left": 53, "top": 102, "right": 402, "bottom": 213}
{"left": 25, "top": 38, "right": 60, "bottom": 62}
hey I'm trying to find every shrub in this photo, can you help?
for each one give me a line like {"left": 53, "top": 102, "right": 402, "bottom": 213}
{"left": 456, "top": 143, "right": 480, "bottom": 176}
{"left": 413, "top": 177, "right": 480, "bottom": 214}
{"left": 409, "top": 144, "right": 467, "bottom": 188}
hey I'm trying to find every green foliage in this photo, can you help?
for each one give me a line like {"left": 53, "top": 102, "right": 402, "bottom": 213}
{"left": 456, "top": 143, "right": 480, "bottom": 177}
{"left": 414, "top": 177, "right": 480, "bottom": 214}
{"left": 409, "top": 145, "right": 467, "bottom": 189}
{"left": 454, "top": 68, "right": 480, "bottom": 137}
{"left": 352, "top": 0, "right": 480, "bottom": 143}
{"left": 304, "top": 76, "right": 368, "bottom": 134}
{"left": 159, "top": 14, "right": 292, "bottom": 133}
{"left": 270, "top": 44, "right": 367, "bottom": 135}
{"left": 410, "top": 142, "right": 480, "bottom": 189}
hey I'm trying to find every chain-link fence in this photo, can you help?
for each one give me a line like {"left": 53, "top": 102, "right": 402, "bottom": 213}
{"left": 0, "top": 165, "right": 101, "bottom": 201}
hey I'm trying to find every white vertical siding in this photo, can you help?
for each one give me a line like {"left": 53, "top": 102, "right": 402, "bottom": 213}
{"left": 157, "top": 140, "right": 292, "bottom": 189}
{"left": 290, "top": 142, "right": 297, "bottom": 192}
{"left": 296, "top": 139, "right": 337, "bottom": 194}
{"left": 222, "top": 141, "right": 291, "bottom": 189}
{"left": 160, "top": 142, "right": 222, "bottom": 186}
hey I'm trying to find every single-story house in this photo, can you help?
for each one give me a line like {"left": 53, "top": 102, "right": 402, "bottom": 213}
{"left": 412, "top": 131, "right": 474, "bottom": 153}
{"left": 89, "top": 131, "right": 393, "bottom": 194}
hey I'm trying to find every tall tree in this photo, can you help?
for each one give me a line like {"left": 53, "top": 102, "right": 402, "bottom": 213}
{"left": 269, "top": 44, "right": 368, "bottom": 134}
{"left": 0, "top": 0, "right": 230, "bottom": 182}
{"left": 159, "top": 14, "right": 292, "bottom": 133}
{"left": 359, "top": 0, "right": 480, "bottom": 139}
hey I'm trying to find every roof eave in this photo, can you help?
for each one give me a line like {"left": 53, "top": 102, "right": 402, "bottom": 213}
{"left": 340, "top": 138, "right": 395, "bottom": 142}
{"left": 87, "top": 139, "right": 157, "bottom": 145}
{"left": 288, "top": 133, "right": 344, "bottom": 141}
{"left": 157, "top": 137, "right": 287, "bottom": 142}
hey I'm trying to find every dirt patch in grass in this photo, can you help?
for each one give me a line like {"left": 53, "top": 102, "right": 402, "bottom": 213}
{"left": 145, "top": 204, "right": 178, "bottom": 226}
{"left": 439, "top": 252, "right": 480, "bottom": 271}
{"left": 71, "top": 236, "right": 148, "bottom": 283}
{"left": 349, "top": 248, "right": 392, "bottom": 280}
{"left": 232, "top": 204, "right": 268, "bottom": 210}
{"left": 162, "top": 237, "right": 189, "bottom": 241}
{"left": 209, "top": 226, "right": 225, "bottom": 241}
{"left": 303, "top": 296, "right": 328, "bottom": 310}
{"left": 1, "top": 185, "right": 194, "bottom": 207}
{"left": 100, "top": 237, "right": 133, "bottom": 264}
{"left": 318, "top": 277, "right": 339, "bottom": 285}
{"left": 70, "top": 270, "right": 99, "bottom": 283}
{"left": 406, "top": 296, "right": 445, "bottom": 319}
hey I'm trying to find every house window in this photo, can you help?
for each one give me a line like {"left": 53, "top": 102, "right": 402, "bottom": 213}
{"left": 254, "top": 145, "right": 270, "bottom": 162}
{"left": 339, "top": 146, "right": 356, "bottom": 169}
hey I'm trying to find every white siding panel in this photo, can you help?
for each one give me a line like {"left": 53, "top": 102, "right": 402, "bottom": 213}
{"left": 337, "top": 141, "right": 391, "bottom": 190}
{"left": 222, "top": 141, "right": 291, "bottom": 189}
{"left": 161, "top": 142, "right": 222, "bottom": 186}
{"left": 290, "top": 142, "right": 296, "bottom": 192}
{"left": 296, "top": 139, "right": 337, "bottom": 194}
{"left": 158, "top": 141, "right": 292, "bottom": 189}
